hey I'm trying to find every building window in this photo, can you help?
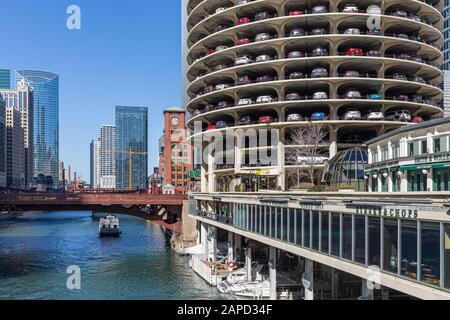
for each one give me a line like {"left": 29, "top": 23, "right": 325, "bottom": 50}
{"left": 434, "top": 138, "right": 441, "bottom": 153}
{"left": 408, "top": 171, "right": 427, "bottom": 192}
{"left": 288, "top": 209, "right": 295, "bottom": 244}
{"left": 342, "top": 215, "right": 353, "bottom": 260}
{"left": 372, "top": 152, "right": 378, "bottom": 163}
{"left": 312, "top": 212, "right": 320, "bottom": 251}
{"left": 296, "top": 209, "right": 302, "bottom": 246}
{"left": 434, "top": 169, "right": 450, "bottom": 191}
{"left": 421, "top": 140, "right": 428, "bottom": 154}
{"left": 355, "top": 216, "right": 366, "bottom": 264}
{"left": 383, "top": 219, "right": 398, "bottom": 273}
{"left": 331, "top": 214, "right": 340, "bottom": 257}
{"left": 282, "top": 208, "right": 288, "bottom": 241}
{"left": 304, "top": 211, "right": 311, "bottom": 248}
{"left": 401, "top": 221, "right": 418, "bottom": 280}
{"left": 264, "top": 207, "right": 270, "bottom": 237}
{"left": 270, "top": 207, "right": 276, "bottom": 238}
{"left": 321, "top": 212, "right": 329, "bottom": 254}
{"left": 421, "top": 222, "right": 441, "bottom": 287}
{"left": 368, "top": 217, "right": 381, "bottom": 267}
{"left": 408, "top": 143, "right": 414, "bottom": 157}
{"left": 392, "top": 144, "right": 400, "bottom": 159}
{"left": 392, "top": 172, "right": 400, "bottom": 192}
{"left": 381, "top": 148, "right": 388, "bottom": 161}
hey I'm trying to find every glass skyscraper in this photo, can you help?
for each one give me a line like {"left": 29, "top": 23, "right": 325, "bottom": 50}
{"left": 115, "top": 106, "right": 148, "bottom": 190}
{"left": 15, "top": 70, "right": 59, "bottom": 182}
{"left": 0, "top": 69, "right": 10, "bottom": 89}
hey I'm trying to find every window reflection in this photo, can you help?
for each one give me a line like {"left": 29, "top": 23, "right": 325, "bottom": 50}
{"left": 355, "top": 216, "right": 366, "bottom": 264}
{"left": 322, "top": 212, "right": 329, "bottom": 254}
{"left": 401, "top": 221, "right": 417, "bottom": 280}
{"left": 304, "top": 211, "right": 311, "bottom": 248}
{"left": 331, "top": 214, "right": 340, "bottom": 257}
{"left": 421, "top": 222, "right": 441, "bottom": 287}
{"left": 383, "top": 219, "right": 398, "bottom": 273}
{"left": 343, "top": 215, "right": 352, "bottom": 260}
{"left": 312, "top": 212, "right": 320, "bottom": 250}
{"left": 369, "top": 218, "right": 381, "bottom": 267}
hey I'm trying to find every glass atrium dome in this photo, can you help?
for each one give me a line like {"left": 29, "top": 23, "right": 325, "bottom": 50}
{"left": 323, "top": 148, "right": 368, "bottom": 191}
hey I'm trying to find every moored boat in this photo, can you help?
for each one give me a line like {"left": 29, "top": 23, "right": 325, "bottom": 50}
{"left": 99, "top": 215, "right": 121, "bottom": 237}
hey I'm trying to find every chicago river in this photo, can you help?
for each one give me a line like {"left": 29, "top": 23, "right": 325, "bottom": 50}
{"left": 0, "top": 211, "right": 224, "bottom": 300}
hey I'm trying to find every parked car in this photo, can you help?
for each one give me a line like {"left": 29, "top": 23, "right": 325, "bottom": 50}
{"left": 368, "top": 93, "right": 382, "bottom": 100}
{"left": 344, "top": 28, "right": 360, "bottom": 35}
{"left": 344, "top": 70, "right": 360, "bottom": 77}
{"left": 255, "top": 54, "right": 273, "bottom": 62}
{"left": 311, "top": 67, "right": 328, "bottom": 78}
{"left": 215, "top": 45, "right": 229, "bottom": 52}
{"left": 256, "top": 95, "right": 276, "bottom": 104}
{"left": 290, "top": 27, "right": 305, "bottom": 37}
{"left": 312, "top": 5, "right": 328, "bottom": 13}
{"left": 311, "top": 112, "right": 327, "bottom": 121}
{"left": 367, "top": 49, "right": 382, "bottom": 57}
{"left": 239, "top": 116, "right": 253, "bottom": 125}
{"left": 203, "top": 85, "right": 214, "bottom": 93}
{"left": 235, "top": 55, "right": 254, "bottom": 65}
{"left": 287, "top": 113, "right": 303, "bottom": 121}
{"left": 392, "top": 72, "right": 407, "bottom": 80}
{"left": 290, "top": 10, "right": 304, "bottom": 16}
{"left": 313, "top": 92, "right": 328, "bottom": 100}
{"left": 238, "top": 98, "right": 255, "bottom": 105}
{"left": 217, "top": 101, "right": 231, "bottom": 109}
{"left": 207, "top": 125, "right": 217, "bottom": 131}
{"left": 236, "top": 37, "right": 251, "bottom": 45}
{"left": 367, "top": 28, "right": 382, "bottom": 35}
{"left": 289, "top": 71, "right": 305, "bottom": 79}
{"left": 215, "top": 83, "right": 232, "bottom": 90}
{"left": 215, "top": 7, "right": 226, "bottom": 14}
{"left": 256, "top": 75, "right": 277, "bottom": 82}
{"left": 397, "top": 94, "right": 409, "bottom": 101}
{"left": 385, "top": 110, "right": 411, "bottom": 122}
{"left": 396, "top": 33, "right": 409, "bottom": 40}
{"left": 255, "top": 11, "right": 270, "bottom": 21}
{"left": 213, "top": 64, "right": 228, "bottom": 71}
{"left": 237, "top": 17, "right": 251, "bottom": 25}
{"left": 411, "top": 94, "right": 423, "bottom": 103}
{"left": 398, "top": 53, "right": 411, "bottom": 60}
{"left": 409, "top": 15, "right": 421, "bottom": 22}
{"left": 343, "top": 4, "right": 359, "bottom": 12}
{"left": 215, "top": 25, "right": 228, "bottom": 32}
{"left": 345, "top": 48, "right": 364, "bottom": 56}
{"left": 344, "top": 109, "right": 362, "bottom": 120}
{"left": 215, "top": 121, "right": 229, "bottom": 129}
{"left": 255, "top": 33, "right": 274, "bottom": 42}
{"left": 391, "top": 10, "right": 408, "bottom": 18}
{"left": 288, "top": 51, "right": 305, "bottom": 58}
{"left": 298, "top": 156, "right": 329, "bottom": 165}
{"left": 258, "top": 116, "right": 274, "bottom": 123}
{"left": 414, "top": 76, "right": 426, "bottom": 84}
{"left": 285, "top": 93, "right": 302, "bottom": 101}
{"left": 412, "top": 116, "right": 424, "bottom": 124}
{"left": 237, "top": 75, "right": 253, "bottom": 85}
{"left": 345, "top": 90, "right": 362, "bottom": 99}
{"left": 311, "top": 47, "right": 328, "bottom": 56}
{"left": 365, "top": 111, "right": 384, "bottom": 121}
{"left": 310, "top": 28, "right": 327, "bottom": 35}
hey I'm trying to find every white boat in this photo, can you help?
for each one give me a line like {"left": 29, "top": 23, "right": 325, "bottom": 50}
{"left": 233, "top": 280, "right": 271, "bottom": 300}
{"left": 99, "top": 215, "right": 121, "bottom": 237}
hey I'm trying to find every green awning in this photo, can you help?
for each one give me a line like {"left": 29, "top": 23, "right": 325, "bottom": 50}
{"left": 400, "top": 164, "right": 432, "bottom": 171}
{"left": 431, "top": 163, "right": 450, "bottom": 170}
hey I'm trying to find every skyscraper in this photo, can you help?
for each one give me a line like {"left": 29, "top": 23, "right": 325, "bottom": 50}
{"left": 90, "top": 139, "right": 101, "bottom": 189}
{"left": 115, "top": 106, "right": 148, "bottom": 190}
{"left": 15, "top": 70, "right": 59, "bottom": 183}
{"left": 100, "top": 125, "right": 115, "bottom": 189}
{"left": 0, "top": 69, "right": 10, "bottom": 89}
{"left": 443, "top": 1, "right": 450, "bottom": 115}
{"left": 0, "top": 96, "right": 6, "bottom": 187}
{"left": 5, "top": 102, "right": 24, "bottom": 189}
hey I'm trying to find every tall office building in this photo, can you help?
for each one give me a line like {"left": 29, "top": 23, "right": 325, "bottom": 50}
{"left": 90, "top": 139, "right": 101, "bottom": 189}
{"left": 15, "top": 70, "right": 59, "bottom": 184}
{"left": 100, "top": 125, "right": 116, "bottom": 189}
{"left": 0, "top": 80, "right": 33, "bottom": 189}
{"left": 0, "top": 69, "right": 10, "bottom": 89}
{"left": 115, "top": 106, "right": 148, "bottom": 190}
{"left": 0, "top": 96, "right": 6, "bottom": 187}
{"left": 443, "top": 0, "right": 450, "bottom": 115}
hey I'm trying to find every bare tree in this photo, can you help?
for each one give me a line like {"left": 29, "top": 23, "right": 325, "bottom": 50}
{"left": 284, "top": 124, "right": 328, "bottom": 187}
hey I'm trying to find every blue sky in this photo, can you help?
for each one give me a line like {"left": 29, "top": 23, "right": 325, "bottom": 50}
{"left": 0, "top": 0, "right": 182, "bottom": 181}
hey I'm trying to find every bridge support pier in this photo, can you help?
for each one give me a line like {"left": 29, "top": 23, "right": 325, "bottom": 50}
{"left": 362, "top": 279, "right": 375, "bottom": 300}
{"left": 269, "top": 246, "right": 277, "bottom": 301}
{"left": 246, "top": 247, "right": 252, "bottom": 281}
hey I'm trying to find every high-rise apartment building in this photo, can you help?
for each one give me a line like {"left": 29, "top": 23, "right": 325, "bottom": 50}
{"left": 159, "top": 107, "right": 193, "bottom": 194}
{"left": 100, "top": 125, "right": 115, "bottom": 189}
{"left": 15, "top": 70, "right": 59, "bottom": 184}
{"left": 90, "top": 139, "right": 101, "bottom": 189}
{"left": 0, "top": 80, "right": 33, "bottom": 189}
{"left": 0, "top": 96, "right": 6, "bottom": 187}
{"left": 115, "top": 106, "right": 148, "bottom": 190}
{"left": 0, "top": 69, "right": 10, "bottom": 89}
{"left": 442, "top": 0, "right": 450, "bottom": 115}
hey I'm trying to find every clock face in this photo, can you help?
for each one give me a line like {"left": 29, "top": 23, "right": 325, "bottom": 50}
{"left": 171, "top": 117, "right": 180, "bottom": 126}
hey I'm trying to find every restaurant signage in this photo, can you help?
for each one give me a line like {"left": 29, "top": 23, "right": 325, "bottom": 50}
{"left": 347, "top": 204, "right": 419, "bottom": 219}
{"left": 416, "top": 152, "right": 450, "bottom": 164}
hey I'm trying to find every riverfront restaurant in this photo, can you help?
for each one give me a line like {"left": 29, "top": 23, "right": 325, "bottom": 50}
{"left": 190, "top": 192, "right": 450, "bottom": 298}
{"left": 366, "top": 117, "right": 450, "bottom": 193}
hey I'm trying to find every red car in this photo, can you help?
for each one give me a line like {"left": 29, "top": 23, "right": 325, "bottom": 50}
{"left": 258, "top": 116, "right": 274, "bottom": 124}
{"left": 206, "top": 125, "right": 216, "bottom": 131}
{"left": 237, "top": 17, "right": 251, "bottom": 25}
{"left": 236, "top": 38, "right": 251, "bottom": 45}
{"left": 345, "top": 48, "right": 364, "bottom": 56}
{"left": 207, "top": 48, "right": 215, "bottom": 55}
{"left": 290, "top": 10, "right": 304, "bottom": 15}
{"left": 412, "top": 115, "right": 423, "bottom": 123}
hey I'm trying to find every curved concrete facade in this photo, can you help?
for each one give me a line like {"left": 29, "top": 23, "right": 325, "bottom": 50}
{"left": 184, "top": 0, "right": 444, "bottom": 193}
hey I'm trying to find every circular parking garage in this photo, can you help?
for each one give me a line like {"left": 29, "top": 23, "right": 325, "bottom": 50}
{"left": 185, "top": 0, "right": 444, "bottom": 192}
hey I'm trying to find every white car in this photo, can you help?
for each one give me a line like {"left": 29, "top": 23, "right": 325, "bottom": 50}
{"left": 215, "top": 7, "right": 226, "bottom": 14}
{"left": 255, "top": 33, "right": 274, "bottom": 42}
{"left": 238, "top": 98, "right": 255, "bottom": 105}
{"left": 235, "top": 55, "right": 253, "bottom": 65}
{"left": 344, "top": 109, "right": 362, "bottom": 120}
{"left": 287, "top": 113, "right": 302, "bottom": 121}
{"left": 313, "top": 91, "right": 328, "bottom": 100}
{"left": 365, "top": 111, "right": 384, "bottom": 121}
{"left": 297, "top": 156, "right": 329, "bottom": 165}
{"left": 256, "top": 95, "right": 275, "bottom": 104}
{"left": 255, "top": 54, "right": 273, "bottom": 62}
{"left": 215, "top": 83, "right": 232, "bottom": 90}
{"left": 343, "top": 4, "right": 359, "bottom": 12}
{"left": 215, "top": 45, "right": 229, "bottom": 52}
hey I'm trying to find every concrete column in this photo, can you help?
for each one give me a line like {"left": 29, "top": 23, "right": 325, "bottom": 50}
{"left": 304, "top": 259, "right": 314, "bottom": 300}
{"left": 331, "top": 269, "right": 338, "bottom": 300}
{"left": 246, "top": 247, "right": 252, "bottom": 281}
{"left": 362, "top": 279, "right": 374, "bottom": 300}
{"left": 427, "top": 169, "right": 433, "bottom": 192}
{"left": 207, "top": 225, "right": 217, "bottom": 262}
{"left": 269, "top": 246, "right": 277, "bottom": 300}
{"left": 234, "top": 233, "right": 242, "bottom": 261}
{"left": 329, "top": 129, "right": 338, "bottom": 158}
{"left": 201, "top": 222, "right": 208, "bottom": 257}
{"left": 227, "top": 231, "right": 234, "bottom": 262}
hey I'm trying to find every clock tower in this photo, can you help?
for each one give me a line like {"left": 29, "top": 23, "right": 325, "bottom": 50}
{"left": 159, "top": 107, "right": 193, "bottom": 194}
